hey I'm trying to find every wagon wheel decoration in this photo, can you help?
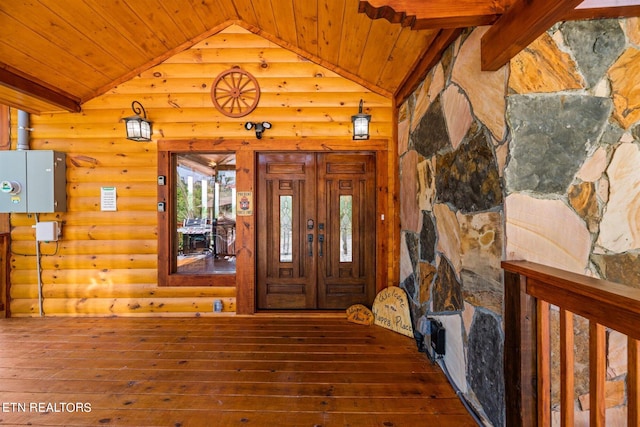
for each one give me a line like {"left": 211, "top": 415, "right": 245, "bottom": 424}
{"left": 211, "top": 67, "right": 260, "bottom": 118}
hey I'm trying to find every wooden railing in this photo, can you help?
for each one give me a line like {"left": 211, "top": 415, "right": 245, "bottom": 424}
{"left": 503, "top": 260, "right": 640, "bottom": 426}
{"left": 0, "top": 232, "right": 8, "bottom": 316}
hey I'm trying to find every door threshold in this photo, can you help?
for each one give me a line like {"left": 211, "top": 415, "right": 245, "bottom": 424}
{"left": 249, "top": 310, "right": 347, "bottom": 318}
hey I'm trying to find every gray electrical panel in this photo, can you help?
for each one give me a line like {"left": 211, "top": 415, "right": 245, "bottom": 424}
{"left": 0, "top": 150, "right": 66, "bottom": 213}
{"left": 0, "top": 151, "right": 27, "bottom": 212}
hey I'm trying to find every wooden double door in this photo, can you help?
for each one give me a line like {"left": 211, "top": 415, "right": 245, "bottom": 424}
{"left": 257, "top": 152, "right": 376, "bottom": 310}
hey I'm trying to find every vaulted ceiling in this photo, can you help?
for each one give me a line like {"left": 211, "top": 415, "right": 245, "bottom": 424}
{"left": 1, "top": 0, "right": 639, "bottom": 114}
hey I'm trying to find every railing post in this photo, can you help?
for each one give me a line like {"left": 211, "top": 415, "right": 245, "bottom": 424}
{"left": 589, "top": 322, "right": 606, "bottom": 426}
{"left": 629, "top": 338, "right": 640, "bottom": 426}
{"left": 537, "top": 301, "right": 551, "bottom": 426}
{"left": 504, "top": 270, "right": 537, "bottom": 426}
{"left": 560, "top": 309, "right": 575, "bottom": 426}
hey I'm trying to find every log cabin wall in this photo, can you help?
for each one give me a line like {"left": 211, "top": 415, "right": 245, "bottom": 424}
{"left": 6, "top": 24, "right": 394, "bottom": 317}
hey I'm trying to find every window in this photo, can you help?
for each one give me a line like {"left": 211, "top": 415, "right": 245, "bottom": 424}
{"left": 175, "top": 153, "right": 236, "bottom": 274}
{"left": 158, "top": 150, "right": 236, "bottom": 286}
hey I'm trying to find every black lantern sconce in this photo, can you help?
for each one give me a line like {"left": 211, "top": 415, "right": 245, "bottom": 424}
{"left": 245, "top": 121, "right": 272, "bottom": 139}
{"left": 123, "top": 101, "right": 152, "bottom": 141}
{"left": 351, "top": 99, "right": 371, "bottom": 140}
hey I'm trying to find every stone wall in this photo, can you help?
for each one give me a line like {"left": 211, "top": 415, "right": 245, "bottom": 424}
{"left": 398, "top": 18, "right": 640, "bottom": 426}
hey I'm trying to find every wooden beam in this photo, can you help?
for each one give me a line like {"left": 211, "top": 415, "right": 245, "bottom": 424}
{"left": 0, "top": 67, "right": 81, "bottom": 113}
{"left": 394, "top": 28, "right": 462, "bottom": 105}
{"left": 481, "top": 0, "right": 585, "bottom": 71}
{"left": 563, "top": 5, "right": 640, "bottom": 20}
{"left": 360, "top": 0, "right": 640, "bottom": 28}
{"left": 577, "top": 0, "right": 640, "bottom": 8}
{"left": 358, "top": 0, "right": 514, "bottom": 29}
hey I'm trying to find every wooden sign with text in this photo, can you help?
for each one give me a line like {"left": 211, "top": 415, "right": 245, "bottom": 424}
{"left": 372, "top": 287, "right": 414, "bottom": 338}
{"left": 346, "top": 304, "right": 374, "bottom": 325}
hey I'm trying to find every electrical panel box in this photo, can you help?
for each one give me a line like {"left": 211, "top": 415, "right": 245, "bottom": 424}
{"left": 0, "top": 150, "right": 66, "bottom": 213}
{"left": 0, "top": 151, "right": 27, "bottom": 212}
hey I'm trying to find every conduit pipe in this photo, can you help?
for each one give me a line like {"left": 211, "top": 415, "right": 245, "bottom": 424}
{"left": 16, "top": 110, "right": 43, "bottom": 315}
{"left": 17, "top": 109, "right": 30, "bottom": 150}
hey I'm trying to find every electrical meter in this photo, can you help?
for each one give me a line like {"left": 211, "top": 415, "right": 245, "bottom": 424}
{"left": 0, "top": 180, "right": 22, "bottom": 195}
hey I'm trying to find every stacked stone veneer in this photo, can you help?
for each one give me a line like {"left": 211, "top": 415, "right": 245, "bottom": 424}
{"left": 398, "top": 18, "right": 640, "bottom": 426}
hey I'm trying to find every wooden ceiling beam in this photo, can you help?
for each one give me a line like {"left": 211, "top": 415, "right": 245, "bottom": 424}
{"left": 564, "top": 4, "right": 640, "bottom": 20}
{"left": 394, "top": 28, "right": 463, "bottom": 106}
{"left": 576, "top": 0, "right": 640, "bottom": 9}
{"left": 358, "top": 0, "right": 515, "bottom": 29}
{"left": 0, "top": 67, "right": 81, "bottom": 113}
{"left": 480, "top": 0, "right": 585, "bottom": 71}
{"left": 363, "top": 0, "right": 640, "bottom": 78}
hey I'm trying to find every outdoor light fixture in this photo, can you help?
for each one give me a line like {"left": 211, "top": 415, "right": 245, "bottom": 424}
{"left": 245, "top": 121, "right": 272, "bottom": 139}
{"left": 351, "top": 99, "right": 371, "bottom": 140}
{"left": 123, "top": 101, "right": 152, "bottom": 141}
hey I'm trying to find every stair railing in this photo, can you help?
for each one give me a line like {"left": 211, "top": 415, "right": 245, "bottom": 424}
{"left": 502, "top": 260, "right": 640, "bottom": 426}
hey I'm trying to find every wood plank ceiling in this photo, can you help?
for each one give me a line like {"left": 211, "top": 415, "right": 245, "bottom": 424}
{"left": 0, "top": 0, "right": 639, "bottom": 114}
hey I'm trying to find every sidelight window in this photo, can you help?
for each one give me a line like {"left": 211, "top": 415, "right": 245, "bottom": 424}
{"left": 339, "top": 195, "right": 352, "bottom": 262}
{"left": 279, "top": 195, "right": 293, "bottom": 262}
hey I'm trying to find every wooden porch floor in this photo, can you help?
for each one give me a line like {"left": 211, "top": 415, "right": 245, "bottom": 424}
{"left": 0, "top": 316, "right": 477, "bottom": 426}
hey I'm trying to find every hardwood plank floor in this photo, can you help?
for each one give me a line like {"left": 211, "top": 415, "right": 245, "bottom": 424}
{"left": 0, "top": 316, "right": 477, "bottom": 426}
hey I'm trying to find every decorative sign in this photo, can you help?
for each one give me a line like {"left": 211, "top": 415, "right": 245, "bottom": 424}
{"left": 346, "top": 304, "right": 374, "bottom": 325}
{"left": 236, "top": 191, "right": 253, "bottom": 216}
{"left": 372, "top": 286, "right": 414, "bottom": 338}
{"left": 100, "top": 187, "right": 117, "bottom": 211}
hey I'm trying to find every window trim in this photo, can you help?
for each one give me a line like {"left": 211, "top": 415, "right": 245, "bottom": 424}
{"left": 157, "top": 147, "right": 235, "bottom": 287}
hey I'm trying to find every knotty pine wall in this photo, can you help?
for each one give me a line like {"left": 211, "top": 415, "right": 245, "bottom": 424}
{"left": 6, "top": 25, "right": 394, "bottom": 317}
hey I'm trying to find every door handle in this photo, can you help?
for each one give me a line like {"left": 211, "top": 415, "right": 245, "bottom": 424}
{"left": 307, "top": 233, "right": 313, "bottom": 257}
{"left": 318, "top": 234, "right": 324, "bottom": 257}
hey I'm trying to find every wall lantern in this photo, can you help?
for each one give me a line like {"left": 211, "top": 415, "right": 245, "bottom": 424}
{"left": 351, "top": 99, "right": 371, "bottom": 140}
{"left": 245, "top": 121, "right": 272, "bottom": 139}
{"left": 123, "top": 101, "right": 152, "bottom": 141}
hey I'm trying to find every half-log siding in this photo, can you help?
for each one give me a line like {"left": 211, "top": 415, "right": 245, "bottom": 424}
{"left": 7, "top": 25, "right": 394, "bottom": 317}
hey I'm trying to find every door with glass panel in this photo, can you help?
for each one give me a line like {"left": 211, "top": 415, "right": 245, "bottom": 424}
{"left": 257, "top": 152, "right": 376, "bottom": 310}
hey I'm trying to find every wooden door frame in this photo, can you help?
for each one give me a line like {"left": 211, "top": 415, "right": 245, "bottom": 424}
{"left": 158, "top": 138, "right": 395, "bottom": 314}
{"left": 255, "top": 152, "right": 377, "bottom": 310}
